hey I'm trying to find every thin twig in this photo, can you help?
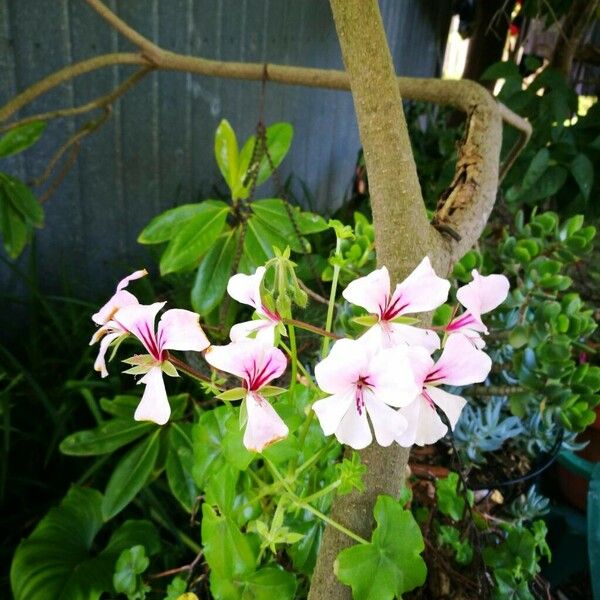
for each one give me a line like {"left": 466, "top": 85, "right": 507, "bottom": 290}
{"left": 0, "top": 68, "right": 150, "bottom": 133}
{"left": 148, "top": 551, "right": 203, "bottom": 580}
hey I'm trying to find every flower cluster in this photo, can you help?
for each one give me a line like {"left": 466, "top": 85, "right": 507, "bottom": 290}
{"left": 90, "top": 257, "right": 508, "bottom": 452}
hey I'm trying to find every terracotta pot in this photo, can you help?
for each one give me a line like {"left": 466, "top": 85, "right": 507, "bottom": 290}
{"left": 557, "top": 407, "right": 600, "bottom": 511}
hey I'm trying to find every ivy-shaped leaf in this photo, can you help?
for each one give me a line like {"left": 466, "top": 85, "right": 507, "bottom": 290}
{"left": 335, "top": 495, "right": 427, "bottom": 600}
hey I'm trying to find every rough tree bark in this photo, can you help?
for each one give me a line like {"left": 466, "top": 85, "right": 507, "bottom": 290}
{"left": 308, "top": 1, "right": 505, "bottom": 598}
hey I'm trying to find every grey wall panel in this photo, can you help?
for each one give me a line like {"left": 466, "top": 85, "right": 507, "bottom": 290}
{"left": 0, "top": 0, "right": 452, "bottom": 305}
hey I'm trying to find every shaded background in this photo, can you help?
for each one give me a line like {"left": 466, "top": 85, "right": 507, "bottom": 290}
{"left": 0, "top": 0, "right": 452, "bottom": 307}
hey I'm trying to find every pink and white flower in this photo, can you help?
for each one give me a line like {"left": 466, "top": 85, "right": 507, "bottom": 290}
{"left": 90, "top": 269, "right": 148, "bottom": 378}
{"left": 93, "top": 300, "right": 210, "bottom": 425}
{"left": 205, "top": 340, "right": 289, "bottom": 452}
{"left": 227, "top": 267, "right": 281, "bottom": 344}
{"left": 397, "top": 334, "right": 491, "bottom": 447}
{"left": 445, "top": 270, "right": 509, "bottom": 348}
{"left": 312, "top": 338, "right": 421, "bottom": 449}
{"left": 342, "top": 257, "right": 450, "bottom": 353}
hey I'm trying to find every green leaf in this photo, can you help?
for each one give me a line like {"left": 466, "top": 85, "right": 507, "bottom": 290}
{"left": 0, "top": 172, "right": 43, "bottom": 226}
{"left": 238, "top": 123, "right": 293, "bottom": 190}
{"left": 138, "top": 203, "right": 211, "bottom": 244}
{"left": 192, "top": 406, "right": 231, "bottom": 486}
{"left": 10, "top": 489, "right": 159, "bottom": 600}
{"left": 0, "top": 188, "right": 29, "bottom": 258}
{"left": 102, "top": 431, "right": 161, "bottom": 520}
{"left": 113, "top": 545, "right": 149, "bottom": 596}
{"left": 241, "top": 216, "right": 272, "bottom": 270}
{"left": 436, "top": 472, "right": 473, "bottom": 521}
{"left": 216, "top": 387, "right": 248, "bottom": 402}
{"left": 215, "top": 119, "right": 240, "bottom": 195}
{"left": 159, "top": 201, "right": 229, "bottom": 275}
{"left": 335, "top": 495, "right": 426, "bottom": 600}
{"left": 166, "top": 423, "right": 198, "bottom": 513}
{"left": 201, "top": 504, "right": 256, "bottom": 580}
{"left": 569, "top": 153, "right": 594, "bottom": 201}
{"left": 260, "top": 385, "right": 287, "bottom": 398}
{"left": 60, "top": 419, "right": 154, "bottom": 456}
{"left": 336, "top": 451, "right": 367, "bottom": 495}
{"left": 191, "top": 229, "right": 238, "bottom": 315}
{"left": 0, "top": 121, "right": 46, "bottom": 158}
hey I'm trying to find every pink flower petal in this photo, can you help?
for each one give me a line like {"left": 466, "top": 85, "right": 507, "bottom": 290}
{"left": 397, "top": 395, "right": 448, "bottom": 447}
{"left": 342, "top": 266, "right": 391, "bottom": 317}
{"left": 406, "top": 346, "right": 436, "bottom": 388}
{"left": 243, "top": 392, "right": 289, "bottom": 452}
{"left": 312, "top": 391, "right": 355, "bottom": 436}
{"left": 430, "top": 333, "right": 491, "bottom": 387}
{"left": 314, "top": 338, "right": 371, "bottom": 395}
{"left": 158, "top": 308, "right": 210, "bottom": 353}
{"left": 134, "top": 366, "right": 170, "bottom": 425}
{"left": 93, "top": 331, "right": 121, "bottom": 378}
{"left": 92, "top": 269, "right": 147, "bottom": 325}
{"left": 364, "top": 393, "right": 408, "bottom": 446}
{"left": 205, "top": 340, "right": 286, "bottom": 389}
{"left": 456, "top": 270, "right": 509, "bottom": 317}
{"left": 390, "top": 257, "right": 450, "bottom": 315}
{"left": 227, "top": 267, "right": 266, "bottom": 312}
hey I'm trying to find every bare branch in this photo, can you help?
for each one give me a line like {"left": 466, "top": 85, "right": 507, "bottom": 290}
{"left": 0, "top": 68, "right": 151, "bottom": 134}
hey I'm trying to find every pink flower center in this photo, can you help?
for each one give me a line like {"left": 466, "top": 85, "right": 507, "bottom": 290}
{"left": 446, "top": 311, "right": 477, "bottom": 332}
{"left": 424, "top": 365, "right": 445, "bottom": 385}
{"left": 354, "top": 376, "right": 373, "bottom": 415}
{"left": 380, "top": 293, "right": 409, "bottom": 322}
{"left": 422, "top": 387, "right": 436, "bottom": 409}
{"left": 244, "top": 355, "right": 280, "bottom": 391}
{"left": 261, "top": 304, "right": 281, "bottom": 323}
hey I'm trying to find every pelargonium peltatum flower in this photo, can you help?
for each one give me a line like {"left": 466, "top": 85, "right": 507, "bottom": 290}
{"left": 227, "top": 266, "right": 281, "bottom": 344}
{"left": 444, "top": 270, "right": 510, "bottom": 348}
{"left": 90, "top": 269, "right": 148, "bottom": 377}
{"left": 397, "top": 334, "right": 491, "bottom": 447}
{"left": 342, "top": 257, "right": 450, "bottom": 353}
{"left": 312, "top": 338, "right": 421, "bottom": 449}
{"left": 96, "top": 301, "right": 210, "bottom": 425}
{"left": 205, "top": 340, "right": 288, "bottom": 452}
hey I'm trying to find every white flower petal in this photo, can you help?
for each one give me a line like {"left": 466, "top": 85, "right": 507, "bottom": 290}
{"left": 342, "top": 266, "right": 390, "bottom": 317}
{"left": 368, "top": 345, "right": 421, "bottom": 407}
{"left": 227, "top": 267, "right": 266, "bottom": 311}
{"left": 92, "top": 269, "right": 147, "bottom": 325}
{"left": 230, "top": 318, "right": 276, "bottom": 345}
{"left": 314, "top": 338, "right": 371, "bottom": 395}
{"left": 335, "top": 402, "right": 372, "bottom": 449}
{"left": 158, "top": 308, "right": 210, "bottom": 352}
{"left": 426, "top": 386, "right": 467, "bottom": 431}
{"left": 134, "top": 367, "right": 170, "bottom": 425}
{"left": 364, "top": 393, "right": 408, "bottom": 446}
{"left": 244, "top": 393, "right": 289, "bottom": 452}
{"left": 387, "top": 323, "right": 441, "bottom": 353}
{"left": 93, "top": 332, "right": 121, "bottom": 378}
{"left": 397, "top": 395, "right": 447, "bottom": 447}
{"left": 312, "top": 391, "right": 354, "bottom": 436}
{"left": 457, "top": 270, "right": 509, "bottom": 317}
{"left": 112, "top": 302, "right": 166, "bottom": 357}
{"left": 391, "top": 257, "right": 450, "bottom": 315}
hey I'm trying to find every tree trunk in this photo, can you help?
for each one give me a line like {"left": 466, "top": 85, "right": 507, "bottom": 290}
{"left": 308, "top": 1, "right": 505, "bottom": 598}
{"left": 462, "top": 0, "right": 514, "bottom": 89}
{"left": 550, "top": 0, "right": 600, "bottom": 79}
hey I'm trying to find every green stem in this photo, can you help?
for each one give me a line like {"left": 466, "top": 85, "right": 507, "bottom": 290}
{"left": 283, "top": 317, "right": 340, "bottom": 339}
{"left": 295, "top": 437, "right": 337, "bottom": 477}
{"left": 265, "top": 457, "right": 368, "bottom": 545}
{"left": 279, "top": 340, "right": 316, "bottom": 387}
{"left": 302, "top": 480, "right": 341, "bottom": 504}
{"left": 288, "top": 323, "right": 298, "bottom": 400}
{"left": 298, "top": 501, "right": 369, "bottom": 545}
{"left": 322, "top": 237, "right": 342, "bottom": 357}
